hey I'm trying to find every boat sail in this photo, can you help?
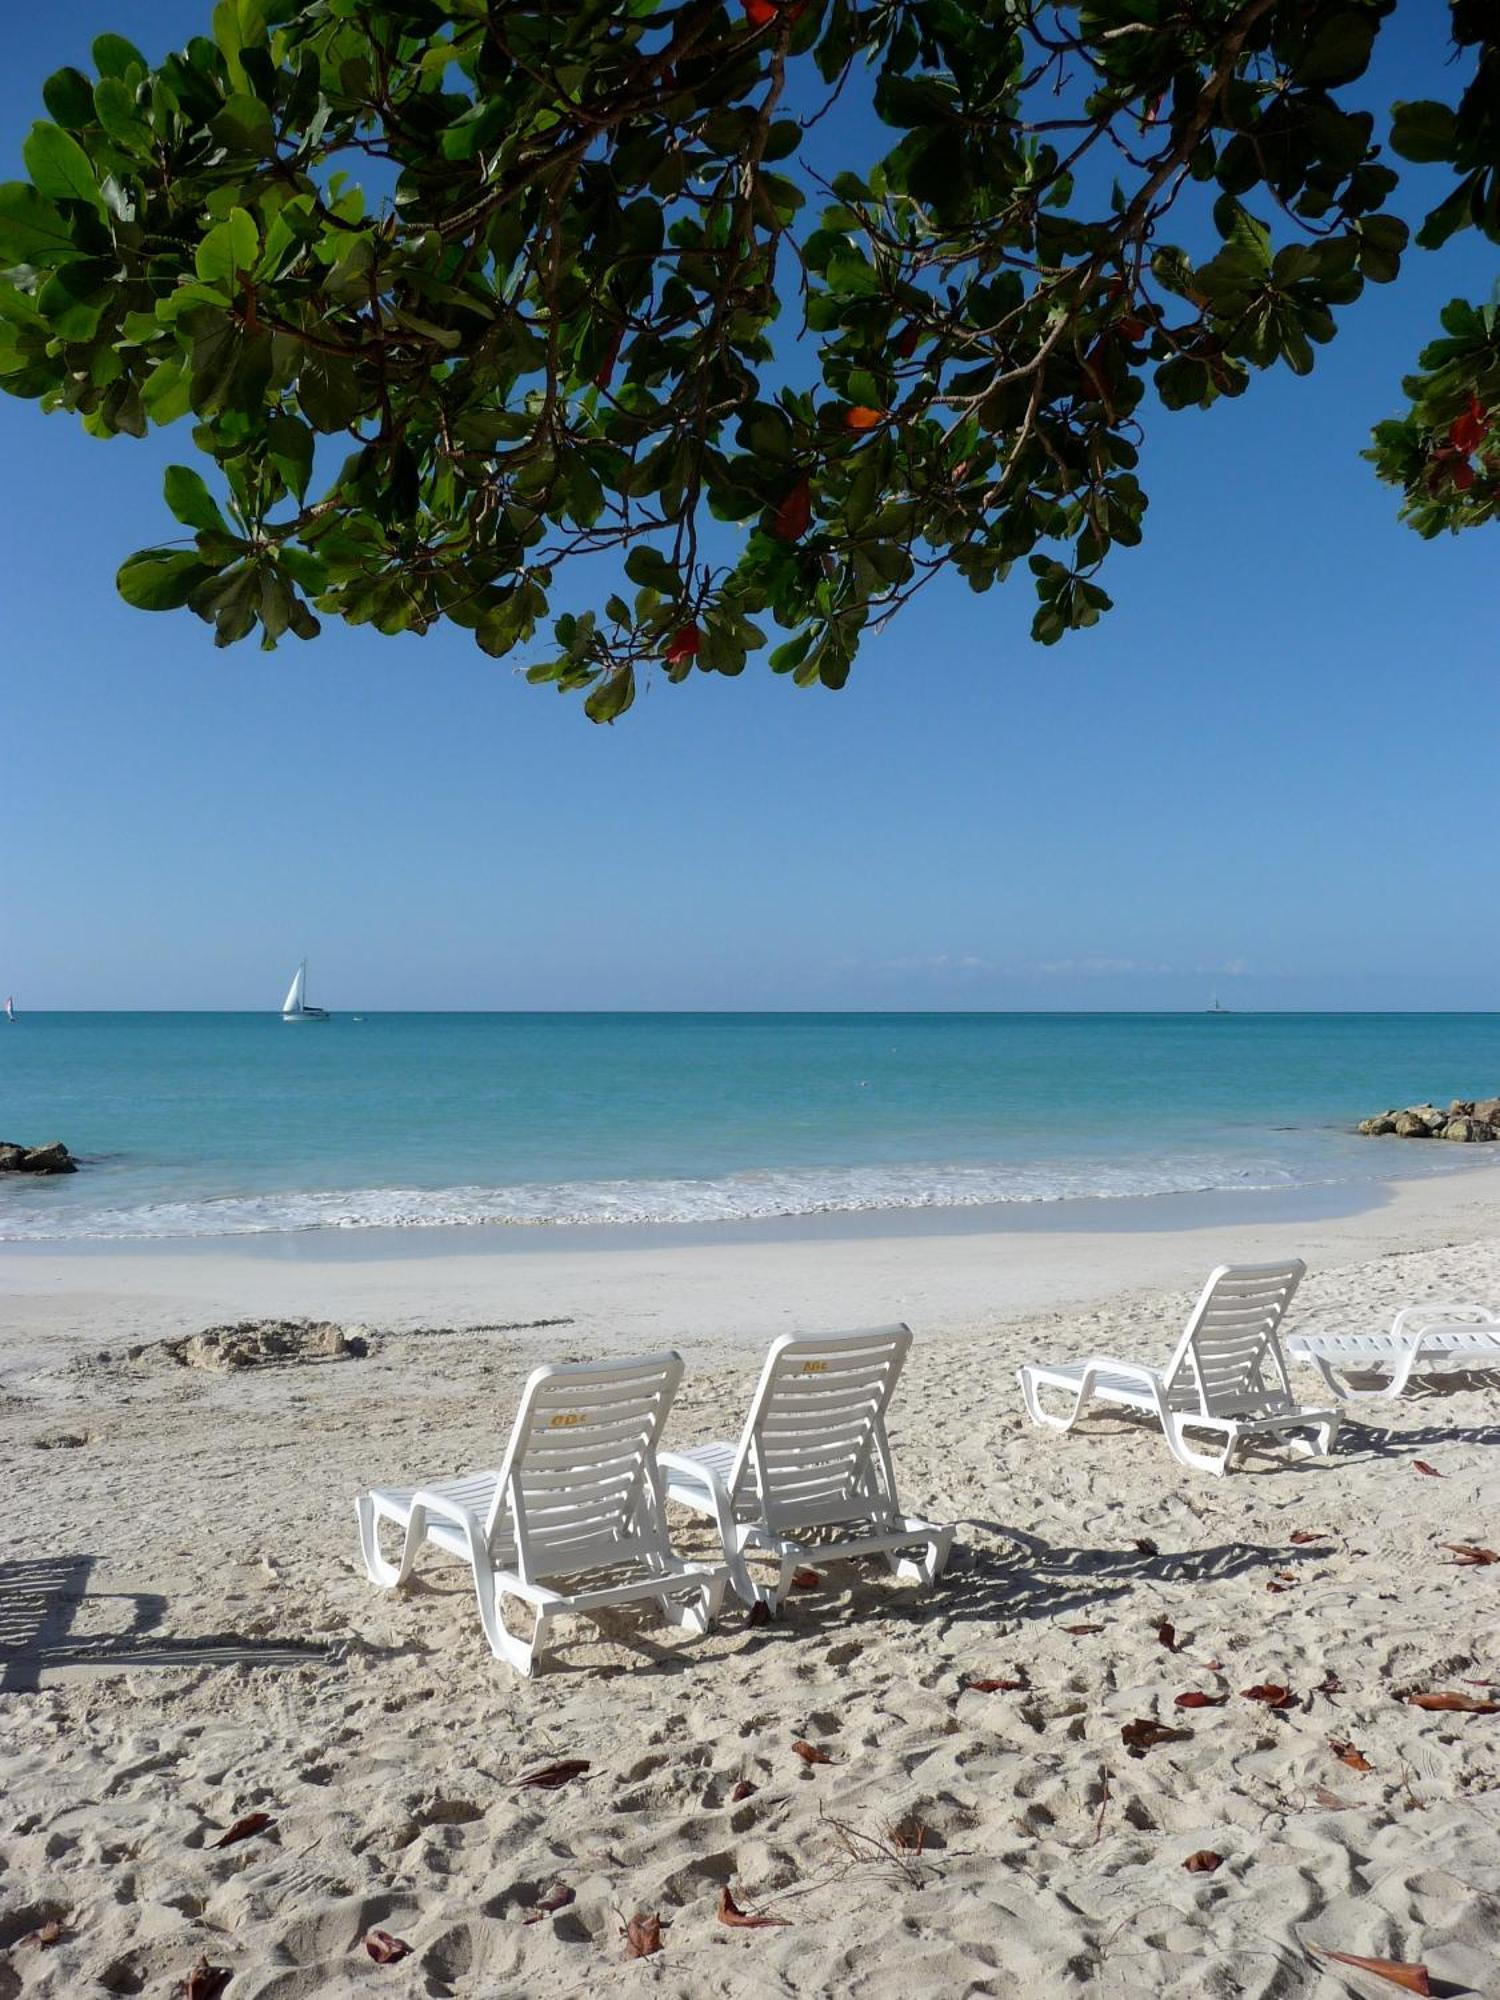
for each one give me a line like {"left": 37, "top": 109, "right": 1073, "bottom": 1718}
{"left": 282, "top": 960, "right": 329, "bottom": 1022}
{"left": 3, "top": 996, "right": 13, "bottom": 1023}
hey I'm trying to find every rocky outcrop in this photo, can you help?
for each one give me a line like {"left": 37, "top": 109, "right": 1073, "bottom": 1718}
{"left": 0, "top": 1139, "right": 78, "bottom": 1174}
{"left": 1358, "top": 1097, "right": 1500, "bottom": 1142}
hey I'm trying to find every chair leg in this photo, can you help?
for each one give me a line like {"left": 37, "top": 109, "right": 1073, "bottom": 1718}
{"left": 1018, "top": 1368, "right": 1091, "bottom": 1432}
{"left": 888, "top": 1523, "right": 955, "bottom": 1588}
{"left": 1160, "top": 1415, "right": 1234, "bottom": 1477}
{"left": 656, "top": 1570, "right": 725, "bottom": 1635}
{"left": 357, "top": 1497, "right": 425, "bottom": 1588}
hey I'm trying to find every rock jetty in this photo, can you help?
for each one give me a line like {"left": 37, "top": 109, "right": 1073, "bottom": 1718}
{"left": 0, "top": 1139, "right": 78, "bottom": 1174}
{"left": 1357, "top": 1097, "right": 1500, "bottom": 1142}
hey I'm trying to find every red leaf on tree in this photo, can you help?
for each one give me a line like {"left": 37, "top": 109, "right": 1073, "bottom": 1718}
{"left": 1174, "top": 1690, "right": 1228, "bottom": 1710}
{"left": 518, "top": 1759, "right": 590, "bottom": 1790}
{"left": 1331, "top": 1740, "right": 1373, "bottom": 1772}
{"left": 1241, "top": 1684, "right": 1296, "bottom": 1709}
{"left": 364, "top": 1930, "right": 412, "bottom": 1963}
{"left": 622, "top": 1913, "right": 665, "bottom": 1959}
{"left": 730, "top": 1779, "right": 759, "bottom": 1803}
{"left": 1183, "top": 1850, "right": 1223, "bottom": 1873}
{"left": 1156, "top": 1619, "right": 1182, "bottom": 1652}
{"left": 771, "top": 476, "right": 812, "bottom": 542}
{"left": 593, "top": 329, "right": 623, "bottom": 390}
{"left": 1452, "top": 459, "right": 1476, "bottom": 491}
{"left": 741, "top": 0, "right": 778, "bottom": 25}
{"left": 212, "top": 1812, "right": 274, "bottom": 1849}
{"left": 845, "top": 405, "right": 883, "bottom": 432}
{"left": 1413, "top": 1460, "right": 1442, "bottom": 1477}
{"left": 1442, "top": 1543, "right": 1500, "bottom": 1565}
{"left": 791, "top": 1739, "right": 832, "bottom": 1764}
{"left": 717, "top": 1887, "right": 790, "bottom": 1929}
{"left": 523, "top": 1882, "right": 575, "bottom": 1925}
{"left": 893, "top": 325, "right": 919, "bottom": 359}
{"left": 1404, "top": 1690, "right": 1500, "bottom": 1713}
{"left": 1310, "top": 1947, "right": 1432, "bottom": 1995}
{"left": 664, "top": 625, "right": 699, "bottom": 666}
{"left": 183, "top": 1957, "right": 233, "bottom": 2000}
{"left": 1449, "top": 393, "right": 1486, "bottom": 454}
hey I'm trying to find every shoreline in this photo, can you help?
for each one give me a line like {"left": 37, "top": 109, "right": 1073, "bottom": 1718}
{"left": 5, "top": 1160, "right": 1499, "bottom": 1378}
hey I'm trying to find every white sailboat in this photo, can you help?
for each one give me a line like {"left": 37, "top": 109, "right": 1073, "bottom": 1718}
{"left": 282, "top": 960, "right": 329, "bottom": 1022}
{"left": 3, "top": 996, "right": 14, "bottom": 1023}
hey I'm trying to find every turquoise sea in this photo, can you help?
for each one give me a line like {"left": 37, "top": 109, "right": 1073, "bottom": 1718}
{"left": 2, "top": 1012, "right": 1498, "bottom": 1243}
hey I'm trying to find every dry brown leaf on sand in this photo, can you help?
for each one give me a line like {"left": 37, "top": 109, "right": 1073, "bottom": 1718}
{"left": 1442, "top": 1543, "right": 1500, "bottom": 1566}
{"left": 790, "top": 1567, "right": 820, "bottom": 1590}
{"left": 518, "top": 1758, "right": 590, "bottom": 1790}
{"left": 1412, "top": 1461, "right": 1443, "bottom": 1478}
{"left": 1331, "top": 1740, "right": 1374, "bottom": 1772}
{"left": 1309, "top": 1946, "right": 1432, "bottom": 1994}
{"left": 622, "top": 1913, "right": 666, "bottom": 1959}
{"left": 1314, "top": 1785, "right": 1354, "bottom": 1810}
{"left": 1061, "top": 1622, "right": 1105, "bottom": 1635}
{"left": 791, "top": 1739, "right": 832, "bottom": 1765}
{"left": 1317, "top": 1670, "right": 1345, "bottom": 1698}
{"left": 183, "top": 1956, "right": 233, "bottom": 2000}
{"left": 1155, "top": 1619, "right": 1182, "bottom": 1652}
{"left": 21, "top": 1919, "right": 65, "bottom": 1947}
{"left": 966, "top": 1676, "right": 1027, "bottom": 1693}
{"left": 1182, "top": 1850, "right": 1223, "bottom": 1873}
{"left": 523, "top": 1882, "right": 575, "bottom": 1925}
{"left": 364, "top": 1930, "right": 412, "bottom": 1963}
{"left": 1133, "top": 1537, "right": 1160, "bottom": 1557}
{"left": 212, "top": 1812, "right": 274, "bottom": 1849}
{"left": 730, "top": 1779, "right": 759, "bottom": 1803}
{"left": 1120, "top": 1718, "right": 1192, "bottom": 1757}
{"left": 1289, "top": 1529, "right": 1331, "bottom": 1545}
{"left": 1174, "top": 1690, "right": 1228, "bottom": 1710}
{"left": 717, "top": 1887, "right": 790, "bottom": 1929}
{"left": 1241, "top": 1683, "right": 1297, "bottom": 1709}
{"left": 1404, "top": 1690, "right": 1500, "bottom": 1714}
{"left": 746, "top": 1601, "right": 773, "bottom": 1629}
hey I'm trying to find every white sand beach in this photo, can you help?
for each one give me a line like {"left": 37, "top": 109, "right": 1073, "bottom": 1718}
{"left": 3, "top": 1168, "right": 1500, "bottom": 1996}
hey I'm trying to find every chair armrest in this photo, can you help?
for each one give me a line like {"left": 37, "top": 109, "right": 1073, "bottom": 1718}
{"left": 1391, "top": 1301, "right": 1497, "bottom": 1335}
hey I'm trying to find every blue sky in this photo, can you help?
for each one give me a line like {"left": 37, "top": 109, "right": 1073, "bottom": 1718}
{"left": 4, "top": 2, "right": 1497, "bottom": 1012}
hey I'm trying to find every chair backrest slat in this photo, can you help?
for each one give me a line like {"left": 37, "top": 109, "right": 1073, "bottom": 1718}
{"left": 489, "top": 1353, "right": 683, "bottom": 1575}
{"left": 730, "top": 1326, "right": 911, "bottom": 1532}
{"left": 1163, "top": 1262, "right": 1304, "bottom": 1417}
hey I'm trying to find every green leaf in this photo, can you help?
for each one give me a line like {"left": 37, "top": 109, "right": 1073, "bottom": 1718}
{"left": 1293, "top": 9, "right": 1377, "bottom": 88}
{"left": 623, "top": 545, "right": 680, "bottom": 594}
{"left": 163, "top": 465, "right": 229, "bottom": 534}
{"left": 1390, "top": 100, "right": 1457, "bottom": 167}
{"left": 117, "top": 548, "right": 220, "bottom": 611}
{"left": 0, "top": 182, "right": 82, "bottom": 266}
{"left": 91, "top": 33, "right": 147, "bottom": 79}
{"left": 195, "top": 207, "right": 260, "bottom": 287}
{"left": 584, "top": 667, "right": 635, "bottom": 724}
{"left": 42, "top": 68, "right": 96, "bottom": 130}
{"left": 22, "top": 124, "right": 106, "bottom": 216}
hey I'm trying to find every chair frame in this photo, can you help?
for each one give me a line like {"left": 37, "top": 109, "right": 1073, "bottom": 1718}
{"left": 357, "top": 1352, "right": 726, "bottom": 1675}
{"left": 1288, "top": 1303, "right": 1500, "bottom": 1401}
{"left": 1017, "top": 1260, "right": 1340, "bottom": 1477}
{"left": 658, "top": 1325, "right": 953, "bottom": 1613}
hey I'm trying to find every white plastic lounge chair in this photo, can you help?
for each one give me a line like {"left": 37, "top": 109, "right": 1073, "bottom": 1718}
{"left": 1287, "top": 1304, "right": 1500, "bottom": 1400}
{"left": 1017, "top": 1260, "right": 1340, "bottom": 1476}
{"left": 357, "top": 1352, "right": 726, "bottom": 1675}
{"left": 658, "top": 1324, "right": 954, "bottom": 1613}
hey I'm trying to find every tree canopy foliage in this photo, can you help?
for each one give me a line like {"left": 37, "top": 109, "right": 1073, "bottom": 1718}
{"left": 0, "top": 0, "right": 1495, "bottom": 718}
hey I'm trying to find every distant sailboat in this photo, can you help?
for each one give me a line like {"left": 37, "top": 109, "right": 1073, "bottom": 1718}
{"left": 282, "top": 960, "right": 329, "bottom": 1022}
{"left": 1207, "top": 992, "right": 1229, "bottom": 1014}
{"left": 3, "top": 996, "right": 14, "bottom": 1023}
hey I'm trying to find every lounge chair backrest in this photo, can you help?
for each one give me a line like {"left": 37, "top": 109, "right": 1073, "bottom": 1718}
{"left": 488, "top": 1353, "right": 683, "bottom": 1580}
{"left": 1163, "top": 1261, "right": 1305, "bottom": 1417}
{"left": 728, "top": 1326, "right": 911, "bottom": 1534}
